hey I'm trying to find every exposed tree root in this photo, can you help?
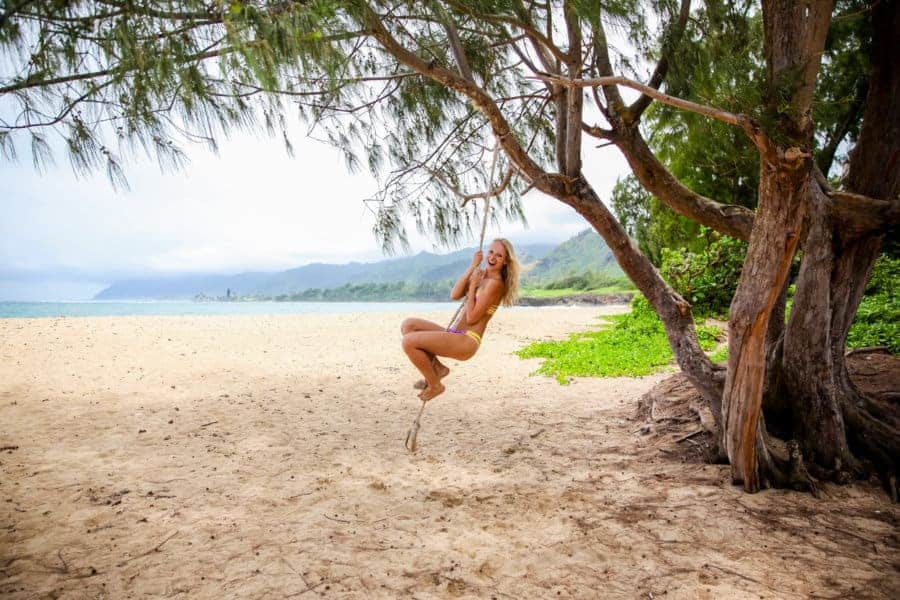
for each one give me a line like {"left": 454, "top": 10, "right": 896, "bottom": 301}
{"left": 842, "top": 399, "right": 900, "bottom": 501}
{"left": 852, "top": 392, "right": 900, "bottom": 433}
{"left": 845, "top": 346, "right": 891, "bottom": 357}
{"left": 644, "top": 350, "right": 897, "bottom": 499}
{"left": 755, "top": 427, "right": 820, "bottom": 497}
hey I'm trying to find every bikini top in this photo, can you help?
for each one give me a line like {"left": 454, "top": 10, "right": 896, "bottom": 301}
{"left": 476, "top": 277, "right": 501, "bottom": 316}
{"left": 450, "top": 301, "right": 498, "bottom": 333}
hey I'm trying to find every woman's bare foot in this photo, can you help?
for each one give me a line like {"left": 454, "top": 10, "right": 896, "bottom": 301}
{"left": 434, "top": 361, "right": 450, "bottom": 379}
{"left": 418, "top": 382, "right": 445, "bottom": 401}
{"left": 413, "top": 360, "right": 451, "bottom": 389}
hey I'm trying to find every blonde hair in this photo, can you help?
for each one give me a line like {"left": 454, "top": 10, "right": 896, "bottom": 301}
{"left": 494, "top": 238, "right": 520, "bottom": 307}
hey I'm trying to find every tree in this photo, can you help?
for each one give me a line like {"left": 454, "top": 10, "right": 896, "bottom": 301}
{"left": 2, "top": 0, "right": 897, "bottom": 496}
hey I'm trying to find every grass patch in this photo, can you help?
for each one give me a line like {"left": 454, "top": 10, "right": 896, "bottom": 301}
{"left": 517, "top": 296, "right": 721, "bottom": 381}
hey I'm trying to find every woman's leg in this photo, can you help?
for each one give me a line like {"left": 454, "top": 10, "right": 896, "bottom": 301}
{"left": 400, "top": 318, "right": 444, "bottom": 335}
{"left": 400, "top": 318, "right": 451, "bottom": 383}
{"left": 401, "top": 331, "right": 477, "bottom": 401}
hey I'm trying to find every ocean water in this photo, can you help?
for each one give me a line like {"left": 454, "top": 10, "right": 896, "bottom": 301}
{"left": 0, "top": 300, "right": 466, "bottom": 319}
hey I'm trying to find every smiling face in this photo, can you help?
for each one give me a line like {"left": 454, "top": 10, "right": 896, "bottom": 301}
{"left": 484, "top": 240, "right": 508, "bottom": 277}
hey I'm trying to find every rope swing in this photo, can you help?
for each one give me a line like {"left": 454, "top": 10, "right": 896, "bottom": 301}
{"left": 405, "top": 146, "right": 498, "bottom": 453}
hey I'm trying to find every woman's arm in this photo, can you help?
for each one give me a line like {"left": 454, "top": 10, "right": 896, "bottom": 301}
{"left": 450, "top": 250, "right": 483, "bottom": 300}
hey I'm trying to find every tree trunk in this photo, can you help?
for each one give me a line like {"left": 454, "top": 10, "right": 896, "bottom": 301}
{"left": 828, "top": 0, "right": 900, "bottom": 493}
{"left": 760, "top": 276, "right": 789, "bottom": 435}
{"left": 723, "top": 156, "right": 806, "bottom": 491}
{"left": 725, "top": 0, "right": 900, "bottom": 495}
{"left": 779, "top": 182, "right": 858, "bottom": 480}
{"left": 721, "top": 0, "right": 833, "bottom": 492}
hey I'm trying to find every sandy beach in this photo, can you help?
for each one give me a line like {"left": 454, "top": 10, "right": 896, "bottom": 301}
{"left": 1, "top": 306, "right": 896, "bottom": 598}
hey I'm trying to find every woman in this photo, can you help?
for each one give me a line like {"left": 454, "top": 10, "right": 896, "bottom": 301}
{"left": 401, "top": 238, "right": 520, "bottom": 401}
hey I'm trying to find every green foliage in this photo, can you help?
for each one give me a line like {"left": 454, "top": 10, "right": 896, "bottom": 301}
{"left": 660, "top": 231, "right": 747, "bottom": 317}
{"left": 517, "top": 295, "right": 720, "bottom": 381}
{"left": 1, "top": 0, "right": 348, "bottom": 183}
{"left": 707, "top": 345, "right": 729, "bottom": 364}
{"left": 204, "top": 279, "right": 456, "bottom": 302}
{"left": 847, "top": 256, "right": 900, "bottom": 354}
{"left": 609, "top": 176, "right": 658, "bottom": 263}
{"left": 542, "top": 275, "right": 590, "bottom": 291}
{"left": 695, "top": 322, "right": 724, "bottom": 350}
{"left": 518, "top": 229, "right": 632, "bottom": 298}
{"left": 612, "top": 0, "right": 869, "bottom": 286}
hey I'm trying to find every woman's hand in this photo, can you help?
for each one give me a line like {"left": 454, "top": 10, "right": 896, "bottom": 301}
{"left": 467, "top": 267, "right": 484, "bottom": 292}
{"left": 470, "top": 250, "right": 483, "bottom": 269}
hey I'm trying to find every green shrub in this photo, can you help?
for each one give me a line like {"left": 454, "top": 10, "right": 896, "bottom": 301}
{"left": 847, "top": 255, "right": 899, "bottom": 354}
{"left": 661, "top": 231, "right": 746, "bottom": 317}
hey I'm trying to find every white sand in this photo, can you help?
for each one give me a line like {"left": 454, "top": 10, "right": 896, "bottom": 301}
{"left": 1, "top": 307, "right": 896, "bottom": 598}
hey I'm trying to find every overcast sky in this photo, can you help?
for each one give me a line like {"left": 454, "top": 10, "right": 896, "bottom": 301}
{"left": 1, "top": 126, "right": 631, "bottom": 300}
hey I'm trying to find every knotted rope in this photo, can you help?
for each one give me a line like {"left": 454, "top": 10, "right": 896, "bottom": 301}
{"left": 405, "top": 146, "right": 498, "bottom": 452}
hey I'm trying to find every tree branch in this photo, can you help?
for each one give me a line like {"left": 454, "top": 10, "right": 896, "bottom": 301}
{"left": 3, "top": 81, "right": 114, "bottom": 130}
{"left": 510, "top": 40, "right": 551, "bottom": 86}
{"left": 582, "top": 122, "right": 615, "bottom": 141}
{"left": 830, "top": 192, "right": 900, "bottom": 233}
{"left": 589, "top": 17, "right": 626, "bottom": 119}
{"left": 816, "top": 78, "right": 867, "bottom": 175}
{"left": 442, "top": 17, "right": 476, "bottom": 84}
{"left": 562, "top": 2, "right": 583, "bottom": 176}
{"left": 0, "top": 0, "right": 40, "bottom": 30}
{"left": 617, "top": 124, "right": 755, "bottom": 241}
{"left": 95, "top": 0, "right": 218, "bottom": 21}
{"left": 13, "top": 8, "right": 126, "bottom": 25}
{"left": 444, "top": 0, "right": 570, "bottom": 65}
{"left": 628, "top": 0, "right": 692, "bottom": 119}
{"left": 1, "top": 26, "right": 367, "bottom": 96}
{"left": 382, "top": 110, "right": 482, "bottom": 192}
{"left": 1, "top": 42, "right": 242, "bottom": 95}
{"left": 535, "top": 72, "right": 777, "bottom": 158}
{"left": 532, "top": 73, "right": 752, "bottom": 129}
{"left": 426, "top": 166, "right": 514, "bottom": 206}
{"left": 362, "top": 3, "right": 565, "bottom": 196}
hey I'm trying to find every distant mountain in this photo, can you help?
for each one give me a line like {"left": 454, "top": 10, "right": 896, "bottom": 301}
{"left": 95, "top": 232, "right": 625, "bottom": 300}
{"left": 525, "top": 229, "right": 623, "bottom": 283}
{"left": 94, "top": 242, "right": 557, "bottom": 300}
